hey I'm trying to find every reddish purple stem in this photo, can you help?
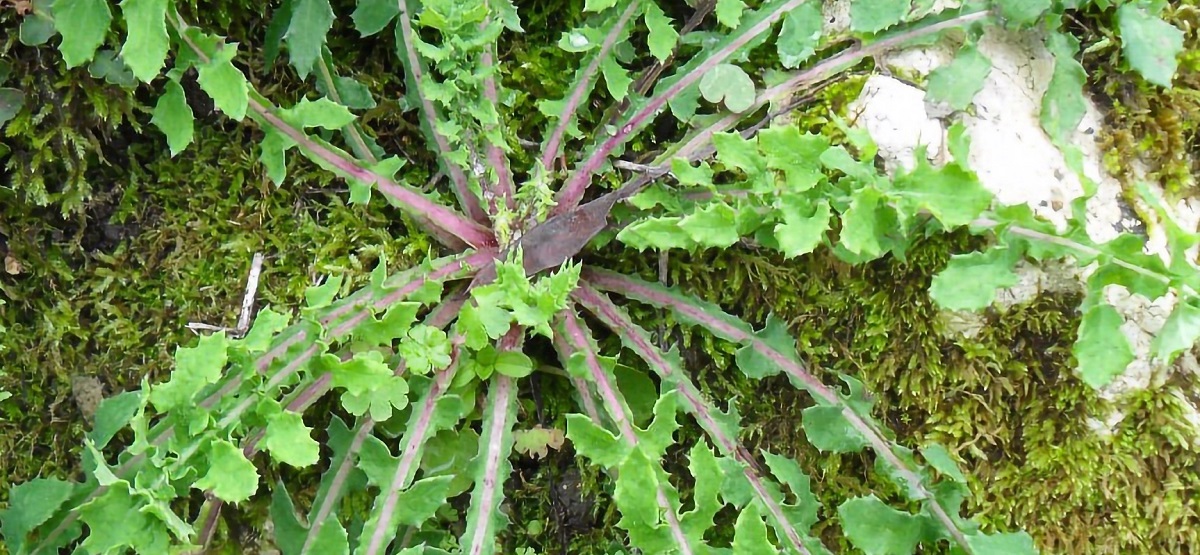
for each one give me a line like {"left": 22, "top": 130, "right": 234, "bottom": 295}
{"left": 363, "top": 353, "right": 459, "bottom": 555}
{"left": 394, "top": 0, "right": 488, "bottom": 224}
{"left": 539, "top": 1, "right": 642, "bottom": 172}
{"left": 581, "top": 271, "right": 973, "bottom": 550}
{"left": 571, "top": 283, "right": 811, "bottom": 553}
{"left": 553, "top": 0, "right": 807, "bottom": 216}
{"left": 556, "top": 309, "right": 695, "bottom": 554}
{"left": 249, "top": 99, "right": 495, "bottom": 248}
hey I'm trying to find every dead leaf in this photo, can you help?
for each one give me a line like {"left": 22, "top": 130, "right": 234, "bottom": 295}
{"left": 4, "top": 254, "right": 22, "bottom": 275}
{"left": 71, "top": 375, "right": 104, "bottom": 422}
{"left": 513, "top": 425, "right": 565, "bottom": 459}
{"left": 4, "top": 0, "right": 35, "bottom": 16}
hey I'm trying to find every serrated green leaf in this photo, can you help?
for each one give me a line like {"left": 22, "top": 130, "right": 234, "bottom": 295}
{"left": 421, "top": 428, "right": 480, "bottom": 497}
{"left": 997, "top": 0, "right": 1053, "bottom": 27}
{"left": 893, "top": 153, "right": 992, "bottom": 228}
{"left": 667, "top": 81, "right": 702, "bottom": 121}
{"left": 715, "top": 0, "right": 745, "bottom": 28}
{"left": 614, "top": 363, "right": 657, "bottom": 427}
{"left": 820, "top": 144, "right": 875, "bottom": 182}
{"left": 197, "top": 439, "right": 259, "bottom": 503}
{"left": 260, "top": 128, "right": 291, "bottom": 185}
{"left": 53, "top": 0, "right": 112, "bottom": 68}
{"left": 89, "top": 390, "right": 143, "bottom": 449}
{"left": 641, "top": 390, "right": 681, "bottom": 457}
{"left": 732, "top": 503, "right": 774, "bottom": 555}
{"left": 1117, "top": 5, "right": 1184, "bottom": 88}
{"left": 286, "top": 0, "right": 334, "bottom": 79}
{"left": 565, "top": 413, "right": 626, "bottom": 468}
{"left": 395, "top": 475, "right": 455, "bottom": 525}
{"left": 357, "top": 434, "right": 399, "bottom": 487}
{"left": 850, "top": 0, "right": 907, "bottom": 34}
{"left": 305, "top": 275, "right": 343, "bottom": 309}
{"left": 1084, "top": 236, "right": 1170, "bottom": 299}
{"left": 349, "top": 155, "right": 404, "bottom": 205}
{"left": 353, "top": 302, "right": 420, "bottom": 346}
{"left": 263, "top": 411, "right": 320, "bottom": 468}
{"left": 119, "top": 0, "right": 168, "bottom": 82}
{"left": 618, "top": 217, "right": 697, "bottom": 250}
{"left": 239, "top": 307, "right": 291, "bottom": 352}
{"left": 671, "top": 158, "right": 715, "bottom": 187}
{"left": 839, "top": 495, "right": 926, "bottom": 555}
{"left": 834, "top": 373, "right": 876, "bottom": 417}
{"left": 351, "top": 0, "right": 400, "bottom": 36}
{"left": 777, "top": 2, "right": 821, "bottom": 68}
{"left": 775, "top": 197, "right": 831, "bottom": 258}
{"left": 928, "top": 248, "right": 1020, "bottom": 310}
{"left": 284, "top": 97, "right": 356, "bottom": 129}
{"left": 1152, "top": 300, "right": 1200, "bottom": 363}
{"left": 921, "top": 443, "right": 967, "bottom": 483}
{"left": 803, "top": 405, "right": 869, "bottom": 453}
{"left": 305, "top": 517, "right": 350, "bottom": 555}
{"left": 680, "top": 202, "right": 740, "bottom": 248}
{"left": 840, "top": 187, "right": 884, "bottom": 257}
{"left": 700, "top": 63, "right": 755, "bottom": 112}
{"left": 926, "top": 44, "right": 991, "bottom": 111}
{"left": 151, "top": 79, "right": 195, "bottom": 156}
{"left": 965, "top": 530, "right": 1038, "bottom": 554}
{"left": 0, "top": 478, "right": 76, "bottom": 554}
{"left": 150, "top": 332, "right": 229, "bottom": 411}
{"left": 269, "top": 482, "right": 307, "bottom": 555}
{"left": 77, "top": 482, "right": 171, "bottom": 554}
{"left": 629, "top": 183, "right": 684, "bottom": 213}
{"left": 399, "top": 325, "right": 453, "bottom": 374}
{"left": 601, "top": 56, "right": 632, "bottom": 100}
{"left": 614, "top": 447, "right": 662, "bottom": 530}
{"left": 680, "top": 440, "right": 723, "bottom": 535}
{"left": 1074, "top": 303, "right": 1133, "bottom": 388}
{"left": 761, "top": 450, "right": 820, "bottom": 531}
{"left": 513, "top": 425, "right": 565, "bottom": 459}
{"left": 644, "top": 3, "right": 678, "bottom": 61}
{"left": 584, "top": 0, "right": 617, "bottom": 12}
{"left": 759, "top": 125, "right": 828, "bottom": 192}
{"left": 196, "top": 43, "right": 249, "bottom": 121}
{"left": 264, "top": 0, "right": 294, "bottom": 66}
{"left": 331, "top": 75, "right": 376, "bottom": 109}
{"left": 715, "top": 131, "right": 767, "bottom": 180}
{"left": 458, "top": 302, "right": 514, "bottom": 351}
{"left": 735, "top": 314, "right": 793, "bottom": 379}
{"left": 330, "top": 351, "right": 393, "bottom": 397}
{"left": 1041, "top": 31, "right": 1087, "bottom": 144}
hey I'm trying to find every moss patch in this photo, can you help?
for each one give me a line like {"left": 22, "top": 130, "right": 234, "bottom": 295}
{"left": 1073, "top": 1, "right": 1200, "bottom": 197}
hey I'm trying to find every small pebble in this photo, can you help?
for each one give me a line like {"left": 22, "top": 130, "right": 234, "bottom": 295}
{"left": 71, "top": 375, "right": 104, "bottom": 422}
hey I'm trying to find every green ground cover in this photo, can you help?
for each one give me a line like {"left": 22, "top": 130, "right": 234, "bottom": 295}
{"left": 2, "top": 1, "right": 1199, "bottom": 552}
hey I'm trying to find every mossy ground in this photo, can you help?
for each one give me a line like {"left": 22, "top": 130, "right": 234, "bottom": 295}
{"left": 2, "top": 2, "right": 1199, "bottom": 554}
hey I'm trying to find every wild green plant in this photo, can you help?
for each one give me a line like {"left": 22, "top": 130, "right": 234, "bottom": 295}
{"left": 1, "top": 0, "right": 1194, "bottom": 554}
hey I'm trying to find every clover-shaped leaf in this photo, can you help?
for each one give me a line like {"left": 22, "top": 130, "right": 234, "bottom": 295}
{"left": 399, "top": 325, "right": 453, "bottom": 374}
{"left": 699, "top": 63, "right": 755, "bottom": 113}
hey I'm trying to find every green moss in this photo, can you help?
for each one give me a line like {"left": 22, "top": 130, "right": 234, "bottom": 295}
{"left": 1076, "top": 1, "right": 1200, "bottom": 197}
{"left": 0, "top": 116, "right": 433, "bottom": 493}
